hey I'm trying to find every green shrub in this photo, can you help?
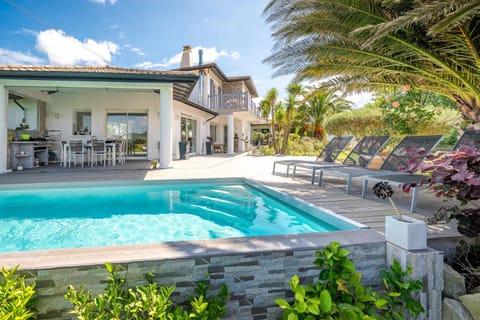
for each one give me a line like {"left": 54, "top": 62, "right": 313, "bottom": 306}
{"left": 286, "top": 136, "right": 325, "bottom": 156}
{"left": 324, "top": 109, "right": 387, "bottom": 139}
{"left": 65, "top": 263, "right": 229, "bottom": 320}
{"left": 0, "top": 266, "right": 36, "bottom": 320}
{"left": 275, "top": 242, "right": 424, "bottom": 320}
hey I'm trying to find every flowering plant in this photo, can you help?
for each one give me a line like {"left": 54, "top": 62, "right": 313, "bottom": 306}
{"left": 372, "top": 181, "right": 404, "bottom": 221}
{"left": 402, "top": 146, "right": 480, "bottom": 236}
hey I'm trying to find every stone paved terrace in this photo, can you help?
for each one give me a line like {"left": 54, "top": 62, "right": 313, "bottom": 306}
{"left": 0, "top": 152, "right": 460, "bottom": 239}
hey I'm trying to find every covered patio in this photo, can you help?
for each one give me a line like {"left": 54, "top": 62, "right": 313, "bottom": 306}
{"left": 0, "top": 66, "right": 200, "bottom": 173}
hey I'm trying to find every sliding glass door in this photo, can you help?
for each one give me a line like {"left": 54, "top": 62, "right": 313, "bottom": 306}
{"left": 107, "top": 111, "right": 148, "bottom": 158}
{"left": 180, "top": 117, "right": 196, "bottom": 153}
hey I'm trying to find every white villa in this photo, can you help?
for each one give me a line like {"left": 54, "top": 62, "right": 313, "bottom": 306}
{"left": 0, "top": 45, "right": 262, "bottom": 173}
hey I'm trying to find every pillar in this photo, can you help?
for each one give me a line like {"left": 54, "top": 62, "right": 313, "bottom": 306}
{"left": 386, "top": 243, "right": 444, "bottom": 320}
{"left": 0, "top": 85, "right": 8, "bottom": 173}
{"left": 227, "top": 114, "right": 234, "bottom": 155}
{"left": 159, "top": 85, "right": 173, "bottom": 168}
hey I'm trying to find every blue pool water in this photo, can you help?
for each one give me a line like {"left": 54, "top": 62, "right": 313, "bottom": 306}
{"left": 0, "top": 180, "right": 359, "bottom": 252}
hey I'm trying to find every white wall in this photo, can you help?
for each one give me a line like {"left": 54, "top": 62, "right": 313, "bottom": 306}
{"left": 7, "top": 99, "right": 38, "bottom": 130}
{"left": 172, "top": 100, "right": 214, "bottom": 158}
{"left": 45, "top": 90, "right": 160, "bottom": 159}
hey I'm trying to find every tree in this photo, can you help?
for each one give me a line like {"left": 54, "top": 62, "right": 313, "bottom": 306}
{"left": 280, "top": 83, "right": 304, "bottom": 154}
{"left": 297, "top": 87, "right": 352, "bottom": 138}
{"left": 260, "top": 88, "right": 280, "bottom": 153}
{"left": 263, "top": 0, "right": 480, "bottom": 123}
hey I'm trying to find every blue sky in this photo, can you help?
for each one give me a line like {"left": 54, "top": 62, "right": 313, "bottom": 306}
{"left": 0, "top": 0, "right": 371, "bottom": 104}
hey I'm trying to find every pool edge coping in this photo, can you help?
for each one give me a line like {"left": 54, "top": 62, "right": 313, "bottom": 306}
{"left": 0, "top": 229, "right": 385, "bottom": 270}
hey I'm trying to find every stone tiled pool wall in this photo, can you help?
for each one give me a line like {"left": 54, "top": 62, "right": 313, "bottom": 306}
{"left": 19, "top": 231, "right": 386, "bottom": 320}
{"left": 4, "top": 229, "right": 444, "bottom": 320}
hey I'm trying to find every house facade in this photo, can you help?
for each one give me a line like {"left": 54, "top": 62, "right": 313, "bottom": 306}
{"left": 0, "top": 46, "right": 261, "bottom": 173}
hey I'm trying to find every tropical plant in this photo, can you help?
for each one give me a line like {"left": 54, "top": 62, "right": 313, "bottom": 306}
{"left": 296, "top": 87, "right": 353, "bottom": 139}
{"left": 280, "top": 83, "right": 304, "bottom": 154}
{"left": 260, "top": 88, "right": 280, "bottom": 154}
{"left": 404, "top": 146, "right": 480, "bottom": 233}
{"left": 404, "top": 146, "right": 480, "bottom": 289}
{"left": 275, "top": 242, "right": 424, "bottom": 320}
{"left": 65, "top": 263, "right": 229, "bottom": 320}
{"left": 263, "top": 0, "right": 480, "bottom": 124}
{"left": 0, "top": 266, "right": 36, "bottom": 320}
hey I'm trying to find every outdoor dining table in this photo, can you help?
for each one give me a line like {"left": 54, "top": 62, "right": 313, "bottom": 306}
{"left": 62, "top": 140, "right": 117, "bottom": 167}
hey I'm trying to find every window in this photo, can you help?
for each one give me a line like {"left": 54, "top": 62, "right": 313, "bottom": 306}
{"left": 210, "top": 79, "right": 215, "bottom": 97}
{"left": 73, "top": 109, "right": 91, "bottom": 135}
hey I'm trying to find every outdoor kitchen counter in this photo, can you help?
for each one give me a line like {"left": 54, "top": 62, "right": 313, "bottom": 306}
{"left": 9, "top": 141, "right": 50, "bottom": 170}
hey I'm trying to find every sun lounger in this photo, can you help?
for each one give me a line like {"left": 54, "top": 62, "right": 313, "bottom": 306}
{"left": 316, "top": 135, "right": 443, "bottom": 198}
{"left": 452, "top": 129, "right": 480, "bottom": 150}
{"left": 272, "top": 136, "right": 353, "bottom": 176}
{"left": 292, "top": 135, "right": 390, "bottom": 183}
{"left": 362, "top": 131, "right": 479, "bottom": 212}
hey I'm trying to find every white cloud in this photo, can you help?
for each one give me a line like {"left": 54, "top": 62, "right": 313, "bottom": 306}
{"left": 0, "top": 48, "right": 43, "bottom": 65}
{"left": 230, "top": 51, "right": 240, "bottom": 59}
{"left": 132, "top": 47, "right": 146, "bottom": 56}
{"left": 134, "top": 61, "right": 166, "bottom": 69}
{"left": 13, "top": 28, "right": 38, "bottom": 36}
{"left": 90, "top": 0, "right": 118, "bottom": 4}
{"left": 36, "top": 29, "right": 118, "bottom": 65}
{"left": 137, "top": 46, "right": 240, "bottom": 69}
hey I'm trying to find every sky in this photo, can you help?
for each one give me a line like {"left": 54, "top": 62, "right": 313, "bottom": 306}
{"left": 0, "top": 0, "right": 372, "bottom": 105}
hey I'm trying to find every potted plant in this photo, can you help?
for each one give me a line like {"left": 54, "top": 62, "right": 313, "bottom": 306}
{"left": 15, "top": 118, "right": 30, "bottom": 140}
{"left": 150, "top": 159, "right": 159, "bottom": 169}
{"left": 205, "top": 136, "right": 213, "bottom": 155}
{"left": 373, "top": 181, "right": 427, "bottom": 250}
{"left": 404, "top": 145, "right": 480, "bottom": 289}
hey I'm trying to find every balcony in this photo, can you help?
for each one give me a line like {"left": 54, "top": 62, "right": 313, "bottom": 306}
{"left": 208, "top": 92, "right": 261, "bottom": 119}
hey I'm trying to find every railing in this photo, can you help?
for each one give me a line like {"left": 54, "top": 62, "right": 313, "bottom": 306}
{"left": 208, "top": 92, "right": 261, "bottom": 119}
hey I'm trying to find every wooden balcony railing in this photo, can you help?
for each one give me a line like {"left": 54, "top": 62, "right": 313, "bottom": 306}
{"left": 208, "top": 92, "right": 261, "bottom": 119}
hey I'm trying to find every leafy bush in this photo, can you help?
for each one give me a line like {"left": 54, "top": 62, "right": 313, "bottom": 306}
{"left": 65, "top": 263, "right": 229, "bottom": 320}
{"left": 286, "top": 136, "right": 325, "bottom": 156}
{"left": 324, "top": 108, "right": 387, "bottom": 139}
{"left": 404, "top": 146, "right": 480, "bottom": 289}
{"left": 275, "top": 242, "right": 424, "bottom": 320}
{"left": 0, "top": 266, "right": 36, "bottom": 320}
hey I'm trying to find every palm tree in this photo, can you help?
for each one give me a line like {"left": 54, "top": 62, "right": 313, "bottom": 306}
{"left": 298, "top": 88, "right": 353, "bottom": 138}
{"left": 263, "top": 0, "right": 480, "bottom": 123}
{"left": 279, "top": 83, "right": 304, "bottom": 154}
{"left": 260, "top": 88, "right": 280, "bottom": 153}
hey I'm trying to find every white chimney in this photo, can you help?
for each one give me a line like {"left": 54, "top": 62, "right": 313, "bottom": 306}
{"left": 180, "top": 45, "right": 192, "bottom": 68}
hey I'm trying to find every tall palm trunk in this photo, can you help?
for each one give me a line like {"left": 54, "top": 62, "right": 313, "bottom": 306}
{"left": 280, "top": 107, "right": 292, "bottom": 154}
{"left": 453, "top": 95, "right": 480, "bottom": 124}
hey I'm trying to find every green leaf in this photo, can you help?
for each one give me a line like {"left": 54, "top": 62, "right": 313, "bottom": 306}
{"left": 307, "top": 303, "right": 320, "bottom": 315}
{"left": 388, "top": 292, "right": 401, "bottom": 297}
{"left": 276, "top": 299, "right": 291, "bottom": 310}
{"left": 375, "top": 298, "right": 388, "bottom": 309}
{"left": 350, "top": 272, "right": 362, "bottom": 287}
{"left": 337, "top": 248, "right": 350, "bottom": 258}
{"left": 297, "top": 300, "right": 307, "bottom": 313}
{"left": 105, "top": 263, "right": 113, "bottom": 274}
{"left": 287, "top": 313, "right": 298, "bottom": 320}
{"left": 290, "top": 275, "right": 300, "bottom": 289}
{"left": 319, "top": 290, "right": 332, "bottom": 313}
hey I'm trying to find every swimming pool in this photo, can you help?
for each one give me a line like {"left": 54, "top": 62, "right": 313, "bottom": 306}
{"left": 0, "top": 178, "right": 361, "bottom": 252}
